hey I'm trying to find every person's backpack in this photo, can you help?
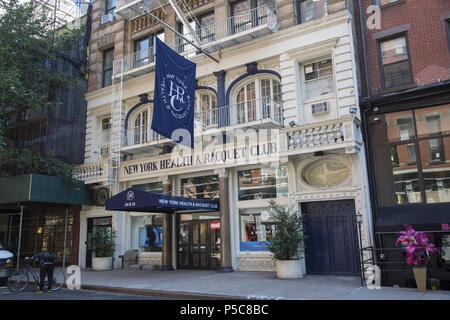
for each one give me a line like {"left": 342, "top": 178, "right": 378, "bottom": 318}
{"left": 43, "top": 252, "right": 56, "bottom": 263}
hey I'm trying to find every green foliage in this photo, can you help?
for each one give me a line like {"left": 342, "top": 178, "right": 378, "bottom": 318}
{"left": 88, "top": 228, "right": 117, "bottom": 258}
{"left": 4, "top": 149, "right": 76, "bottom": 182}
{"left": 0, "top": 0, "right": 85, "bottom": 180}
{"left": 265, "top": 200, "right": 307, "bottom": 261}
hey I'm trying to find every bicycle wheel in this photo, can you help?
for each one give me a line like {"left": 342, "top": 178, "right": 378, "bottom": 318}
{"left": 45, "top": 270, "right": 65, "bottom": 291}
{"left": 8, "top": 271, "right": 29, "bottom": 293}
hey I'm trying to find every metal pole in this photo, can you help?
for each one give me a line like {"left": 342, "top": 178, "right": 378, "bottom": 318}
{"left": 16, "top": 205, "right": 24, "bottom": 270}
{"left": 139, "top": 6, "right": 220, "bottom": 63}
{"left": 63, "top": 208, "right": 68, "bottom": 268}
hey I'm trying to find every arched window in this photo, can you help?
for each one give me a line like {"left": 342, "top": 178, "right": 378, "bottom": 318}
{"left": 195, "top": 91, "right": 217, "bottom": 127}
{"left": 131, "top": 105, "right": 158, "bottom": 144}
{"left": 233, "top": 76, "right": 281, "bottom": 124}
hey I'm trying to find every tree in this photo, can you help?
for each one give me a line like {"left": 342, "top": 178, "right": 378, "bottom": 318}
{"left": 0, "top": 0, "right": 87, "bottom": 181}
{"left": 265, "top": 200, "right": 307, "bottom": 260}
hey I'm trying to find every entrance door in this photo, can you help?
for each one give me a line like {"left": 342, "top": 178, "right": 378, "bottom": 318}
{"left": 178, "top": 220, "right": 220, "bottom": 270}
{"left": 86, "top": 217, "right": 112, "bottom": 268}
{"left": 302, "top": 200, "right": 359, "bottom": 276}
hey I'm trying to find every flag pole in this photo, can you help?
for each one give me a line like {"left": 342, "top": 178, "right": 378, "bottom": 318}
{"left": 140, "top": 6, "right": 220, "bottom": 63}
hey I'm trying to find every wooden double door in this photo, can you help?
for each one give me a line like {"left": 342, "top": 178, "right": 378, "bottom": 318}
{"left": 178, "top": 219, "right": 221, "bottom": 270}
{"left": 303, "top": 200, "right": 360, "bottom": 276}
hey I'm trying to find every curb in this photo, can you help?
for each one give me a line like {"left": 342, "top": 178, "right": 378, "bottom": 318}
{"left": 79, "top": 284, "right": 249, "bottom": 300}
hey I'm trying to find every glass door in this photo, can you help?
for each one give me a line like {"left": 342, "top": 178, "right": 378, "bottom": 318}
{"left": 178, "top": 219, "right": 220, "bottom": 269}
{"left": 86, "top": 217, "right": 112, "bottom": 268}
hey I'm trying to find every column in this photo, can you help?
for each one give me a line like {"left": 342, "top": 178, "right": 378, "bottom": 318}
{"left": 215, "top": 168, "right": 233, "bottom": 272}
{"left": 161, "top": 176, "right": 174, "bottom": 270}
{"left": 213, "top": 70, "right": 227, "bottom": 127}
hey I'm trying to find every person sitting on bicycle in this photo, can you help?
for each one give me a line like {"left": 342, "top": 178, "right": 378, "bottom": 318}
{"left": 32, "top": 251, "right": 56, "bottom": 293}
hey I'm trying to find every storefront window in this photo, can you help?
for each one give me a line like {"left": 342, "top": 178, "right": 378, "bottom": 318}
{"left": 370, "top": 104, "right": 450, "bottom": 206}
{"left": 132, "top": 181, "right": 163, "bottom": 193}
{"left": 130, "top": 215, "right": 163, "bottom": 252}
{"left": 239, "top": 208, "right": 279, "bottom": 251}
{"left": 180, "top": 175, "right": 219, "bottom": 199}
{"left": 238, "top": 166, "right": 288, "bottom": 201}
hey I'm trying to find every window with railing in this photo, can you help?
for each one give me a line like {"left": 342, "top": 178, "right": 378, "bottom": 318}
{"left": 233, "top": 76, "right": 281, "bottom": 124}
{"left": 133, "top": 31, "right": 164, "bottom": 69}
{"left": 196, "top": 91, "right": 218, "bottom": 128}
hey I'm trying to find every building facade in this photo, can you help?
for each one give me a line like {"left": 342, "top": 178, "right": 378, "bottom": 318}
{"left": 76, "top": 0, "right": 374, "bottom": 278}
{"left": 357, "top": 0, "right": 450, "bottom": 288}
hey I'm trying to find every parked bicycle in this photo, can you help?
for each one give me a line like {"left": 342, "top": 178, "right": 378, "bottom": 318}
{"left": 7, "top": 257, "right": 65, "bottom": 293}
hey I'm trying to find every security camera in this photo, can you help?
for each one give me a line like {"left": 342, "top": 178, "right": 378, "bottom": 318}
{"left": 349, "top": 107, "right": 357, "bottom": 114}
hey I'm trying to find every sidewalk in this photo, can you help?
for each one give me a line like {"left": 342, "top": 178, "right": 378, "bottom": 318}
{"left": 77, "top": 268, "right": 450, "bottom": 300}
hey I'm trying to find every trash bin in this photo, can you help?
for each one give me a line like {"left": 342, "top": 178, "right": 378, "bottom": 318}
{"left": 121, "top": 249, "right": 139, "bottom": 269}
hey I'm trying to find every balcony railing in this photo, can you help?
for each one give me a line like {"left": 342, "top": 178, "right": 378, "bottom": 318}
{"left": 123, "top": 125, "right": 164, "bottom": 147}
{"left": 73, "top": 161, "right": 108, "bottom": 184}
{"left": 175, "top": 5, "right": 277, "bottom": 52}
{"left": 113, "top": 4, "right": 277, "bottom": 77}
{"left": 195, "top": 98, "right": 282, "bottom": 129}
{"left": 281, "top": 115, "right": 361, "bottom": 154}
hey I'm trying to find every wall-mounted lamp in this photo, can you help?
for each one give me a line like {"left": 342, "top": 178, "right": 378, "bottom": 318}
{"left": 289, "top": 121, "right": 296, "bottom": 127}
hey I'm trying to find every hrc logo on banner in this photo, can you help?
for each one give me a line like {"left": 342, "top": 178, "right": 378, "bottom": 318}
{"left": 152, "top": 37, "right": 196, "bottom": 148}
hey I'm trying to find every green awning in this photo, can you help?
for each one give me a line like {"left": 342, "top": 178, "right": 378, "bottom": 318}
{"left": 0, "top": 174, "right": 93, "bottom": 206}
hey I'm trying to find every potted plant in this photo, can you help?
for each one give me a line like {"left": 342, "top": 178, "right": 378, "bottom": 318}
{"left": 265, "top": 200, "right": 307, "bottom": 279}
{"left": 88, "top": 227, "right": 117, "bottom": 271}
{"left": 429, "top": 278, "right": 440, "bottom": 291}
{"left": 396, "top": 224, "right": 439, "bottom": 292}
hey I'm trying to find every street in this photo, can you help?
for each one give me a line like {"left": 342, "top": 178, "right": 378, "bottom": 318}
{"left": 0, "top": 285, "right": 177, "bottom": 300}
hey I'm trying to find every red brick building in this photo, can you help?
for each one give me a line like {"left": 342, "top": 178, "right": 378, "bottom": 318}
{"left": 356, "top": 0, "right": 450, "bottom": 289}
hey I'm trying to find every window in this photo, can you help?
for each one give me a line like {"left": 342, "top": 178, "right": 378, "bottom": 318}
{"left": 447, "top": 20, "right": 450, "bottom": 51}
{"left": 106, "top": 0, "right": 116, "bottom": 16}
{"left": 178, "top": 12, "right": 214, "bottom": 55}
{"left": 196, "top": 91, "right": 217, "bottom": 127}
{"left": 102, "top": 48, "right": 114, "bottom": 87}
{"left": 180, "top": 175, "right": 219, "bottom": 200}
{"left": 302, "top": 58, "right": 334, "bottom": 100}
{"left": 130, "top": 215, "right": 163, "bottom": 252}
{"left": 231, "top": 0, "right": 272, "bottom": 34}
{"left": 133, "top": 181, "right": 163, "bottom": 193}
{"left": 370, "top": 104, "right": 450, "bottom": 205}
{"left": 297, "top": 0, "right": 326, "bottom": 24}
{"left": 376, "top": 0, "right": 402, "bottom": 6}
{"left": 100, "top": 117, "right": 111, "bottom": 145}
{"left": 379, "top": 35, "right": 413, "bottom": 89}
{"left": 133, "top": 109, "right": 149, "bottom": 144}
{"left": 238, "top": 166, "right": 288, "bottom": 201}
{"left": 233, "top": 77, "right": 282, "bottom": 124}
{"left": 134, "top": 31, "right": 164, "bottom": 68}
{"left": 239, "top": 207, "right": 279, "bottom": 251}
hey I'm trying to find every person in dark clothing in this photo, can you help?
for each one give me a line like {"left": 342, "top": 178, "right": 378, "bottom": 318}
{"left": 32, "top": 251, "right": 56, "bottom": 293}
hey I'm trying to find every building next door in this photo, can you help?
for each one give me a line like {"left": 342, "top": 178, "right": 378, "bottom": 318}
{"left": 85, "top": 217, "right": 112, "bottom": 268}
{"left": 302, "top": 200, "right": 360, "bottom": 276}
{"left": 178, "top": 219, "right": 221, "bottom": 270}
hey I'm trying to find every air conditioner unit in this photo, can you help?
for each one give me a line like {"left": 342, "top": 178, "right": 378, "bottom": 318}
{"left": 311, "top": 102, "right": 330, "bottom": 115}
{"left": 101, "top": 13, "right": 114, "bottom": 25}
{"left": 100, "top": 146, "right": 109, "bottom": 156}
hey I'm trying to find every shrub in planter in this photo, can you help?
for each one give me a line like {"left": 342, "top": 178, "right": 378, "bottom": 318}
{"left": 88, "top": 228, "right": 117, "bottom": 271}
{"left": 396, "top": 224, "right": 439, "bottom": 292}
{"left": 265, "top": 200, "right": 307, "bottom": 279}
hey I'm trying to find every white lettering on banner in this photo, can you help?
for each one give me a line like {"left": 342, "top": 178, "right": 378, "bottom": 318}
{"left": 122, "top": 142, "right": 278, "bottom": 177}
{"left": 157, "top": 198, "right": 218, "bottom": 210}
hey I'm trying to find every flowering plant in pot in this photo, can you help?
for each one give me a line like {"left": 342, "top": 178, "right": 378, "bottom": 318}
{"left": 396, "top": 224, "right": 439, "bottom": 292}
{"left": 265, "top": 200, "right": 307, "bottom": 279}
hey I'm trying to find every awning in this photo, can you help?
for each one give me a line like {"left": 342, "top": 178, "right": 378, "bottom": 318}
{"left": 105, "top": 188, "right": 219, "bottom": 213}
{"left": 0, "top": 174, "right": 93, "bottom": 206}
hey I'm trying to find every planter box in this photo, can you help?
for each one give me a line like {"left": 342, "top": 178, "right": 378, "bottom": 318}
{"left": 276, "top": 259, "right": 303, "bottom": 279}
{"left": 92, "top": 256, "right": 113, "bottom": 271}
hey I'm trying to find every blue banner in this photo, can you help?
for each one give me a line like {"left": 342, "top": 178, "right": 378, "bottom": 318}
{"left": 152, "top": 37, "right": 196, "bottom": 148}
{"left": 240, "top": 241, "right": 269, "bottom": 252}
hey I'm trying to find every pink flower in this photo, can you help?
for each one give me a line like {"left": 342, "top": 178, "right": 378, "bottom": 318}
{"left": 396, "top": 224, "right": 440, "bottom": 266}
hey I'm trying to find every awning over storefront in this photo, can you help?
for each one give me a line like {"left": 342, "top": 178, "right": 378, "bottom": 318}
{"left": 0, "top": 174, "right": 93, "bottom": 206}
{"left": 105, "top": 188, "right": 219, "bottom": 213}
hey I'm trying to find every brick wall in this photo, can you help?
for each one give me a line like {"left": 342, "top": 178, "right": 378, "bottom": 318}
{"left": 359, "top": 0, "right": 450, "bottom": 97}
